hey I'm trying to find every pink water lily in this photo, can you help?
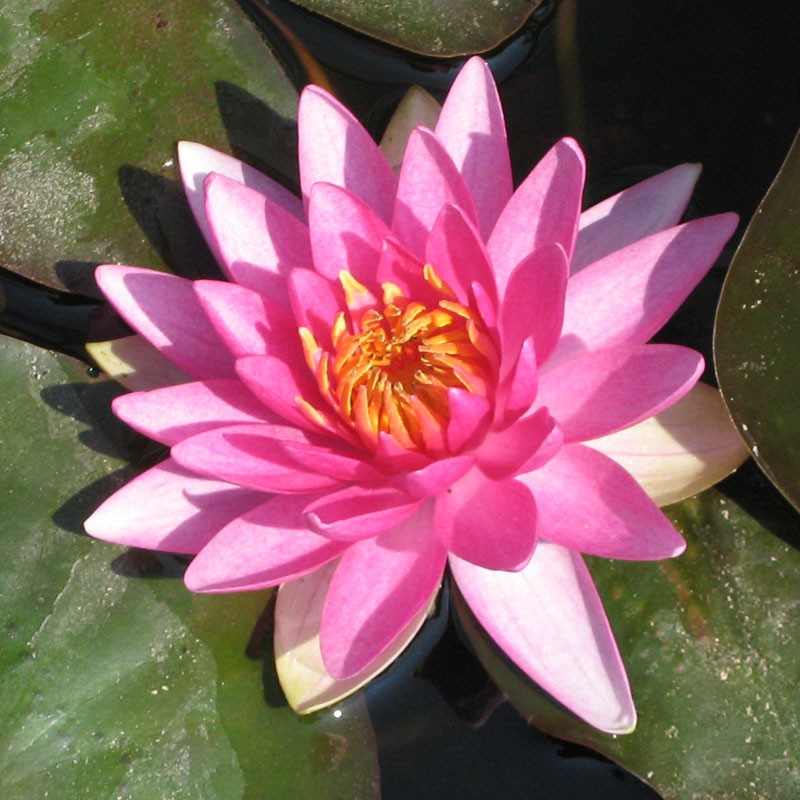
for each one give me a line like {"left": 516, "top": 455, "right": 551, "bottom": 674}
{"left": 85, "top": 58, "right": 739, "bottom": 734}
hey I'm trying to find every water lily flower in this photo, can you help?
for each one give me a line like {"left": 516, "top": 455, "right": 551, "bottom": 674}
{"left": 85, "top": 57, "right": 742, "bottom": 734}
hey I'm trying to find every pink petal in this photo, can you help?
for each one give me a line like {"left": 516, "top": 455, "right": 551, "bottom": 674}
{"left": 392, "top": 128, "right": 478, "bottom": 258}
{"left": 275, "top": 561, "right": 436, "bottom": 713}
{"left": 298, "top": 86, "right": 397, "bottom": 223}
{"left": 204, "top": 172, "right": 311, "bottom": 305}
{"left": 374, "top": 237, "right": 433, "bottom": 303}
{"left": 276, "top": 436, "right": 385, "bottom": 483}
{"left": 573, "top": 163, "right": 702, "bottom": 273}
{"left": 537, "top": 343, "right": 704, "bottom": 442}
{"left": 95, "top": 265, "right": 234, "bottom": 380}
{"left": 450, "top": 542, "right": 637, "bottom": 734}
{"left": 194, "top": 280, "right": 301, "bottom": 363}
{"left": 588, "top": 382, "right": 750, "bottom": 506}
{"left": 375, "top": 431, "right": 432, "bottom": 472}
{"left": 434, "top": 468, "right": 537, "bottom": 570}
{"left": 112, "top": 379, "right": 276, "bottom": 446}
{"left": 236, "top": 354, "right": 340, "bottom": 435}
{"left": 424, "top": 204, "right": 498, "bottom": 308}
{"left": 307, "top": 182, "right": 389, "bottom": 284}
{"left": 320, "top": 505, "right": 446, "bottom": 678}
{"left": 84, "top": 458, "right": 264, "bottom": 554}
{"left": 178, "top": 141, "right": 303, "bottom": 265}
{"left": 447, "top": 388, "right": 492, "bottom": 453}
{"left": 435, "top": 57, "right": 513, "bottom": 238}
{"left": 476, "top": 408, "right": 557, "bottom": 480}
{"left": 172, "top": 424, "right": 345, "bottom": 493}
{"left": 496, "top": 336, "right": 538, "bottom": 426}
{"left": 488, "top": 138, "right": 585, "bottom": 297}
{"left": 519, "top": 444, "right": 685, "bottom": 559}
{"left": 554, "top": 213, "right": 739, "bottom": 362}
{"left": 396, "top": 454, "right": 475, "bottom": 499}
{"left": 287, "top": 267, "right": 343, "bottom": 349}
{"left": 304, "top": 484, "right": 422, "bottom": 541}
{"left": 498, "top": 243, "right": 568, "bottom": 378}
{"left": 184, "top": 493, "right": 346, "bottom": 592}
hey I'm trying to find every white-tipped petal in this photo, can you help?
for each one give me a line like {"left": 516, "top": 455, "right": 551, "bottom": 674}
{"left": 87, "top": 335, "right": 192, "bottom": 391}
{"left": 380, "top": 86, "right": 442, "bottom": 171}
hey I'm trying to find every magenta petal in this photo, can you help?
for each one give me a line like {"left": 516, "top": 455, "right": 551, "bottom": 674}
{"left": 434, "top": 469, "right": 537, "bottom": 571}
{"left": 477, "top": 408, "right": 557, "bottom": 480}
{"left": 393, "top": 128, "right": 478, "bottom": 258}
{"left": 487, "top": 138, "right": 585, "bottom": 297}
{"left": 307, "top": 182, "right": 389, "bottom": 284}
{"left": 435, "top": 57, "right": 513, "bottom": 238}
{"left": 537, "top": 343, "right": 704, "bottom": 442}
{"left": 112, "top": 379, "right": 276, "bottom": 446}
{"left": 172, "top": 424, "right": 344, "bottom": 493}
{"left": 498, "top": 243, "right": 568, "bottom": 377}
{"left": 447, "top": 388, "right": 492, "bottom": 453}
{"left": 275, "top": 561, "right": 436, "bottom": 713}
{"left": 397, "top": 455, "right": 475, "bottom": 499}
{"left": 95, "top": 265, "right": 234, "bottom": 380}
{"left": 573, "top": 163, "right": 702, "bottom": 273}
{"left": 304, "top": 484, "right": 422, "bottom": 541}
{"left": 496, "top": 336, "right": 538, "bottom": 426}
{"left": 178, "top": 141, "right": 303, "bottom": 264}
{"left": 451, "top": 542, "right": 636, "bottom": 734}
{"left": 520, "top": 444, "right": 685, "bottom": 559}
{"left": 425, "top": 204, "right": 498, "bottom": 308}
{"left": 555, "top": 213, "right": 739, "bottom": 361}
{"left": 277, "top": 437, "right": 385, "bottom": 483}
{"left": 204, "top": 172, "right": 311, "bottom": 304}
{"left": 84, "top": 458, "right": 264, "bottom": 554}
{"left": 374, "top": 432, "right": 432, "bottom": 472}
{"left": 320, "top": 506, "right": 446, "bottom": 678}
{"left": 235, "top": 354, "right": 335, "bottom": 434}
{"left": 287, "top": 267, "right": 344, "bottom": 352}
{"left": 194, "top": 280, "right": 301, "bottom": 363}
{"left": 184, "top": 493, "right": 346, "bottom": 592}
{"left": 298, "top": 86, "right": 397, "bottom": 223}
{"left": 374, "top": 237, "right": 434, "bottom": 303}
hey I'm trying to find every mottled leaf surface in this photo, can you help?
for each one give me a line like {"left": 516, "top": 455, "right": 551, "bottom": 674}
{"left": 715, "top": 132, "right": 800, "bottom": 512}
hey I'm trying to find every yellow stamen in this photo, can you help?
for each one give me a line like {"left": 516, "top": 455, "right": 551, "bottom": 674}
{"left": 304, "top": 266, "right": 495, "bottom": 453}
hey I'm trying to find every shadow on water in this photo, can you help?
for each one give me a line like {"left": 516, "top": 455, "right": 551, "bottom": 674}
{"left": 116, "top": 165, "right": 222, "bottom": 281}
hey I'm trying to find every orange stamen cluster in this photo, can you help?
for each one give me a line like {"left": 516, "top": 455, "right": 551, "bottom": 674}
{"left": 300, "top": 266, "right": 495, "bottom": 453}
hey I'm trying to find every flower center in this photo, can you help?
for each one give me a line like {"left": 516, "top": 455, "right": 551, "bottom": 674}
{"left": 300, "top": 266, "right": 495, "bottom": 453}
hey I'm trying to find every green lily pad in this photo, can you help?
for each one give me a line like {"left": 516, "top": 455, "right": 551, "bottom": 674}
{"left": 0, "top": 340, "right": 380, "bottom": 799}
{"left": 714, "top": 131, "right": 800, "bottom": 512}
{"left": 0, "top": 0, "right": 299, "bottom": 289}
{"left": 456, "top": 468, "right": 800, "bottom": 800}
{"left": 285, "top": 0, "right": 546, "bottom": 57}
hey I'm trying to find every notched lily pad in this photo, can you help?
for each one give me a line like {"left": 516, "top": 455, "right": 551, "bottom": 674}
{"left": 283, "top": 0, "right": 547, "bottom": 56}
{"left": 715, "top": 131, "right": 800, "bottom": 511}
